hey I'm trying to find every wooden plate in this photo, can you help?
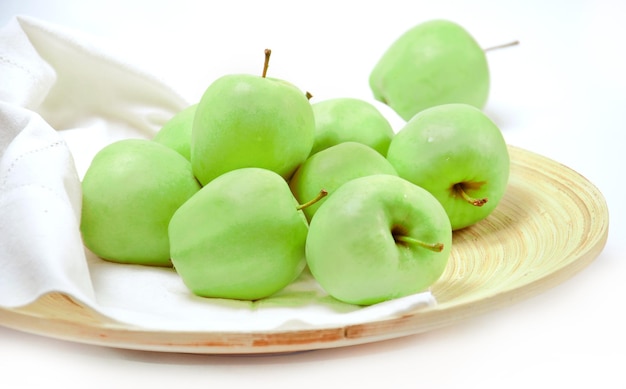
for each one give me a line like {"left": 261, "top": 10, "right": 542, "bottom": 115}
{"left": 0, "top": 146, "right": 609, "bottom": 354}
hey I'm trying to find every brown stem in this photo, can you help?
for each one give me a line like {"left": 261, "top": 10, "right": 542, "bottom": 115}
{"left": 262, "top": 49, "right": 272, "bottom": 78}
{"left": 296, "top": 189, "right": 328, "bottom": 211}
{"left": 394, "top": 235, "right": 444, "bottom": 253}
{"left": 483, "top": 40, "right": 520, "bottom": 52}
{"left": 454, "top": 183, "right": 488, "bottom": 207}
{"left": 305, "top": 91, "right": 313, "bottom": 100}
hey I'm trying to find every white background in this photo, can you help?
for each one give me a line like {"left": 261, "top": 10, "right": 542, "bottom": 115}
{"left": 1, "top": 1, "right": 624, "bottom": 388}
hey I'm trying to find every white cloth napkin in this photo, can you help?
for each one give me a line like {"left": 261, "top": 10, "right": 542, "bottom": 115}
{"left": 0, "top": 15, "right": 435, "bottom": 332}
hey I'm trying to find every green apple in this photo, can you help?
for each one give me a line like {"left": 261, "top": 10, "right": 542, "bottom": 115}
{"left": 153, "top": 103, "right": 197, "bottom": 161}
{"left": 192, "top": 50, "right": 315, "bottom": 185}
{"left": 169, "top": 167, "right": 312, "bottom": 300}
{"left": 289, "top": 141, "right": 398, "bottom": 221}
{"left": 309, "top": 97, "right": 395, "bottom": 156}
{"left": 80, "top": 139, "right": 201, "bottom": 266}
{"left": 369, "top": 19, "right": 489, "bottom": 121}
{"left": 386, "top": 103, "right": 509, "bottom": 230}
{"left": 306, "top": 174, "right": 452, "bottom": 306}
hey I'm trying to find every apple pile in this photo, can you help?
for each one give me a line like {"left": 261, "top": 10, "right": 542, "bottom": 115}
{"left": 79, "top": 19, "right": 510, "bottom": 306}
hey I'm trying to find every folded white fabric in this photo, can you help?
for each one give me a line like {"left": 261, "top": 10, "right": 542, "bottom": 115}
{"left": 0, "top": 16, "right": 435, "bottom": 331}
{"left": 0, "top": 15, "right": 188, "bottom": 310}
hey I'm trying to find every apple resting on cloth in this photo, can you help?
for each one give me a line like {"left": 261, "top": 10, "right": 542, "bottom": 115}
{"left": 369, "top": 19, "right": 489, "bottom": 121}
{"left": 191, "top": 49, "right": 315, "bottom": 185}
{"left": 386, "top": 103, "right": 509, "bottom": 230}
{"left": 309, "top": 97, "right": 395, "bottom": 156}
{"left": 305, "top": 174, "right": 452, "bottom": 306}
{"left": 168, "top": 167, "right": 310, "bottom": 300}
{"left": 80, "top": 139, "right": 201, "bottom": 266}
{"left": 153, "top": 103, "right": 197, "bottom": 161}
{"left": 289, "top": 141, "right": 398, "bottom": 222}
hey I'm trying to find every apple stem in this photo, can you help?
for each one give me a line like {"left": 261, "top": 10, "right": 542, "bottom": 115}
{"left": 262, "top": 49, "right": 272, "bottom": 78}
{"left": 394, "top": 235, "right": 444, "bottom": 253}
{"left": 454, "top": 183, "right": 488, "bottom": 207}
{"left": 305, "top": 91, "right": 313, "bottom": 100}
{"left": 483, "top": 40, "right": 520, "bottom": 52}
{"left": 296, "top": 189, "right": 328, "bottom": 211}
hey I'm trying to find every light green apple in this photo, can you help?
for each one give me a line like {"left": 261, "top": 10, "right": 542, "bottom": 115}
{"left": 80, "top": 139, "right": 201, "bottom": 266}
{"left": 306, "top": 174, "right": 452, "bottom": 306}
{"left": 153, "top": 103, "right": 197, "bottom": 161}
{"left": 169, "top": 167, "right": 310, "bottom": 300}
{"left": 369, "top": 19, "right": 489, "bottom": 121}
{"left": 309, "top": 97, "right": 395, "bottom": 156}
{"left": 289, "top": 141, "right": 397, "bottom": 221}
{"left": 192, "top": 50, "right": 315, "bottom": 185}
{"left": 386, "top": 103, "right": 509, "bottom": 230}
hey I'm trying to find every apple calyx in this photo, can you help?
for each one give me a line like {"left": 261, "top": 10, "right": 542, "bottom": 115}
{"left": 394, "top": 235, "right": 445, "bottom": 253}
{"left": 483, "top": 40, "right": 520, "bottom": 52}
{"left": 296, "top": 189, "right": 329, "bottom": 211}
{"left": 454, "top": 183, "right": 488, "bottom": 207}
{"left": 262, "top": 48, "right": 272, "bottom": 78}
